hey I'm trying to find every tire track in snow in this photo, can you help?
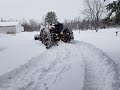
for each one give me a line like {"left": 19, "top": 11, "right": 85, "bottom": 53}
{"left": 0, "top": 47, "right": 6, "bottom": 52}
{"left": 0, "top": 43, "right": 82, "bottom": 90}
{"left": 0, "top": 41, "right": 119, "bottom": 90}
{"left": 77, "top": 42, "right": 119, "bottom": 90}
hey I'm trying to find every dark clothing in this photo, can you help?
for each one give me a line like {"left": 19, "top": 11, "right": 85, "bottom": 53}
{"left": 54, "top": 23, "right": 64, "bottom": 34}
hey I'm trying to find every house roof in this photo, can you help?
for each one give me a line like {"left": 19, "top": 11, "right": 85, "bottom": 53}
{"left": 0, "top": 22, "right": 19, "bottom": 27}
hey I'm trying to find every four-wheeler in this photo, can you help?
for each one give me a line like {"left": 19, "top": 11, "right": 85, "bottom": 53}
{"left": 34, "top": 23, "right": 74, "bottom": 49}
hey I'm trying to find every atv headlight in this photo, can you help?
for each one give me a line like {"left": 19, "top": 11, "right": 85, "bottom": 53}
{"left": 60, "top": 32, "right": 63, "bottom": 34}
{"left": 56, "top": 33, "right": 58, "bottom": 35}
{"left": 67, "top": 33, "right": 69, "bottom": 35}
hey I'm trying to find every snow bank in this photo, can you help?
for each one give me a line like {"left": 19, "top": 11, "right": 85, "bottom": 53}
{"left": 78, "top": 42, "right": 119, "bottom": 90}
{"left": 0, "top": 32, "right": 45, "bottom": 76}
{"left": 0, "top": 41, "right": 118, "bottom": 90}
{"left": 74, "top": 28, "right": 120, "bottom": 64}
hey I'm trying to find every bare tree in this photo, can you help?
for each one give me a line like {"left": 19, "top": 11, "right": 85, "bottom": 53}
{"left": 22, "top": 19, "right": 40, "bottom": 31}
{"left": 83, "top": 0, "right": 107, "bottom": 32}
{"left": 63, "top": 18, "right": 90, "bottom": 31}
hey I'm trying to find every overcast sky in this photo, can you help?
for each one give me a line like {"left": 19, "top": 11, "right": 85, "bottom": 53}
{"left": 0, "top": 0, "right": 114, "bottom": 22}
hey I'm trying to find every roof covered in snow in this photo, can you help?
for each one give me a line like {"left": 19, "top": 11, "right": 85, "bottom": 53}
{"left": 0, "top": 22, "right": 19, "bottom": 27}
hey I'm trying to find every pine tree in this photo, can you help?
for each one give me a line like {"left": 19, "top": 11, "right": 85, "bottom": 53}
{"left": 45, "top": 11, "right": 57, "bottom": 24}
{"left": 106, "top": 0, "right": 120, "bottom": 25}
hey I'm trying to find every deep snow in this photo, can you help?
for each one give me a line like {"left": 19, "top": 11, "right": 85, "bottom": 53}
{"left": 0, "top": 32, "right": 45, "bottom": 76}
{"left": 74, "top": 28, "right": 120, "bottom": 64}
{"left": 0, "top": 41, "right": 119, "bottom": 90}
{"left": 0, "top": 28, "right": 120, "bottom": 90}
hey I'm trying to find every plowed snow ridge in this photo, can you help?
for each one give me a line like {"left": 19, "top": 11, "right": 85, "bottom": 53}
{"left": 0, "top": 41, "right": 119, "bottom": 90}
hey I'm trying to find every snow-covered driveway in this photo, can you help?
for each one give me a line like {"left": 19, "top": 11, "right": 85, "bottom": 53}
{"left": 0, "top": 41, "right": 119, "bottom": 90}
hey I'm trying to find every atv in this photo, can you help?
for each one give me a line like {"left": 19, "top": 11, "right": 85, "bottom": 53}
{"left": 34, "top": 23, "right": 74, "bottom": 49}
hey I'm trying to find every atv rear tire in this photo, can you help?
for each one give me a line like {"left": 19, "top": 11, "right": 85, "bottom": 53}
{"left": 61, "top": 28, "right": 74, "bottom": 43}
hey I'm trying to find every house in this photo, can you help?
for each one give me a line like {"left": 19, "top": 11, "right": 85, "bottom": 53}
{"left": 0, "top": 22, "right": 24, "bottom": 34}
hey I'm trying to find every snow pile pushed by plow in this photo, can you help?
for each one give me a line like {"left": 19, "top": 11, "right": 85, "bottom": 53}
{"left": 0, "top": 41, "right": 119, "bottom": 90}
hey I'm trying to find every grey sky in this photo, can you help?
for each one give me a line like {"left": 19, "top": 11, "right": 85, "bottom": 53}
{"left": 0, "top": 0, "right": 114, "bottom": 22}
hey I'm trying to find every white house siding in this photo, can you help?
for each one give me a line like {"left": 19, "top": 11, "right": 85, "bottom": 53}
{"left": 0, "top": 22, "right": 24, "bottom": 34}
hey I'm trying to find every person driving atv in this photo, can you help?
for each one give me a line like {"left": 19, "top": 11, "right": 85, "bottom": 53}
{"left": 49, "top": 23, "right": 55, "bottom": 32}
{"left": 48, "top": 22, "right": 63, "bottom": 33}
{"left": 54, "top": 22, "right": 63, "bottom": 35}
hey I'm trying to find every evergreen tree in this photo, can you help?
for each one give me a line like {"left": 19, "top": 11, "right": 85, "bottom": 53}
{"left": 105, "top": 0, "right": 120, "bottom": 25}
{"left": 45, "top": 11, "right": 57, "bottom": 24}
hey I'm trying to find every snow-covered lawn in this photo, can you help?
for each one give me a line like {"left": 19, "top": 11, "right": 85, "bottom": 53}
{"left": 0, "top": 32, "right": 46, "bottom": 76}
{"left": 0, "top": 28, "right": 120, "bottom": 90}
{"left": 74, "top": 28, "right": 120, "bottom": 64}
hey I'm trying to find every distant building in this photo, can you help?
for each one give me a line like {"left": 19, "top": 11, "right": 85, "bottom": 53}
{"left": 0, "top": 22, "right": 24, "bottom": 34}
